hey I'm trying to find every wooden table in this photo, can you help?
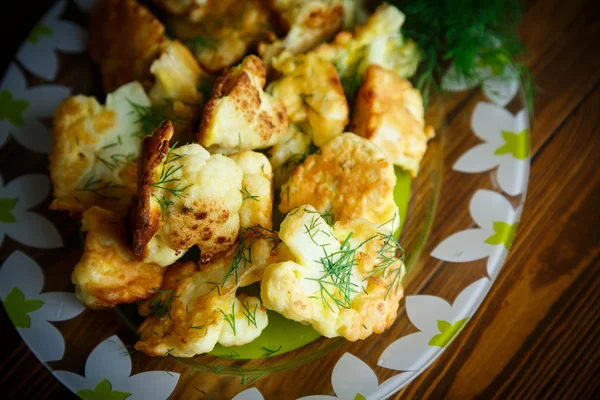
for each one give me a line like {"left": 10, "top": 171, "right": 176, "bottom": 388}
{"left": 0, "top": 0, "right": 599, "bottom": 398}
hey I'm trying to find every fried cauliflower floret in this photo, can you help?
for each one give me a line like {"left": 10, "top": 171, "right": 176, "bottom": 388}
{"left": 350, "top": 65, "right": 435, "bottom": 177}
{"left": 268, "top": 52, "right": 348, "bottom": 147}
{"left": 261, "top": 205, "right": 406, "bottom": 340}
{"left": 72, "top": 207, "right": 164, "bottom": 309}
{"left": 197, "top": 56, "right": 288, "bottom": 153}
{"left": 171, "top": 0, "right": 272, "bottom": 72}
{"left": 280, "top": 133, "right": 398, "bottom": 226}
{"left": 133, "top": 121, "right": 243, "bottom": 266}
{"left": 49, "top": 82, "right": 150, "bottom": 216}
{"left": 314, "top": 3, "right": 419, "bottom": 99}
{"left": 229, "top": 151, "right": 273, "bottom": 229}
{"left": 153, "top": 0, "right": 206, "bottom": 20}
{"left": 90, "top": 0, "right": 166, "bottom": 92}
{"left": 268, "top": 124, "right": 312, "bottom": 188}
{"left": 259, "top": 0, "right": 344, "bottom": 63}
{"left": 135, "top": 255, "right": 269, "bottom": 357}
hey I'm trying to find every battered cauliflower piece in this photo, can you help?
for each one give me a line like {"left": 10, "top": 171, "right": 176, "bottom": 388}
{"left": 261, "top": 205, "right": 406, "bottom": 340}
{"left": 135, "top": 254, "right": 269, "bottom": 357}
{"left": 268, "top": 52, "right": 349, "bottom": 147}
{"left": 170, "top": 0, "right": 272, "bottom": 72}
{"left": 133, "top": 121, "right": 243, "bottom": 266}
{"left": 279, "top": 133, "right": 398, "bottom": 226}
{"left": 72, "top": 207, "right": 164, "bottom": 309}
{"left": 314, "top": 3, "right": 419, "bottom": 99}
{"left": 350, "top": 65, "right": 435, "bottom": 177}
{"left": 49, "top": 82, "right": 150, "bottom": 216}
{"left": 259, "top": 0, "right": 344, "bottom": 63}
{"left": 153, "top": 0, "right": 206, "bottom": 20}
{"left": 197, "top": 56, "right": 288, "bottom": 152}
{"left": 90, "top": 0, "right": 166, "bottom": 92}
{"left": 268, "top": 124, "right": 312, "bottom": 188}
{"left": 229, "top": 151, "right": 273, "bottom": 229}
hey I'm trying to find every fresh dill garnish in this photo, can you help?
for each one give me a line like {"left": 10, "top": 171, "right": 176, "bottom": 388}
{"left": 241, "top": 371, "right": 267, "bottom": 387}
{"left": 164, "top": 348, "right": 174, "bottom": 356}
{"left": 150, "top": 288, "right": 178, "bottom": 320}
{"left": 392, "top": 0, "right": 533, "bottom": 112}
{"left": 151, "top": 145, "right": 193, "bottom": 198}
{"left": 207, "top": 281, "right": 222, "bottom": 296}
{"left": 363, "top": 324, "right": 368, "bottom": 330}
{"left": 210, "top": 365, "right": 224, "bottom": 373}
{"left": 128, "top": 99, "right": 170, "bottom": 138}
{"left": 221, "top": 225, "right": 280, "bottom": 286}
{"left": 240, "top": 187, "right": 259, "bottom": 202}
{"left": 363, "top": 219, "right": 406, "bottom": 300}
{"left": 76, "top": 176, "right": 124, "bottom": 200}
{"left": 240, "top": 300, "right": 258, "bottom": 328}
{"left": 227, "top": 350, "right": 240, "bottom": 359}
{"left": 320, "top": 209, "right": 335, "bottom": 226}
{"left": 218, "top": 303, "right": 236, "bottom": 335}
{"left": 306, "top": 232, "right": 376, "bottom": 311}
{"left": 304, "top": 214, "right": 330, "bottom": 248}
{"left": 165, "top": 371, "right": 174, "bottom": 377}
{"left": 194, "top": 387, "right": 206, "bottom": 394}
{"left": 189, "top": 324, "right": 204, "bottom": 330}
{"left": 262, "top": 345, "right": 282, "bottom": 359}
{"left": 334, "top": 45, "right": 368, "bottom": 102}
{"left": 153, "top": 195, "right": 174, "bottom": 220}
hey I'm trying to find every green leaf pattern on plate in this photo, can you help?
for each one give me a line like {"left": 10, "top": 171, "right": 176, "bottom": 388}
{"left": 3, "top": 287, "right": 44, "bottom": 328}
{"left": 485, "top": 221, "right": 519, "bottom": 250}
{"left": 494, "top": 129, "right": 530, "bottom": 160}
{"left": 428, "top": 318, "right": 469, "bottom": 347}
{"left": 27, "top": 24, "right": 53, "bottom": 45}
{"left": 0, "top": 89, "right": 29, "bottom": 127}
{"left": 76, "top": 379, "right": 131, "bottom": 400}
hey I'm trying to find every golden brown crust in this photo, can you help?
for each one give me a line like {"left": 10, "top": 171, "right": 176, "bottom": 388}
{"left": 279, "top": 133, "right": 398, "bottom": 225}
{"left": 90, "top": 0, "right": 166, "bottom": 92}
{"left": 197, "top": 55, "right": 288, "bottom": 151}
{"left": 133, "top": 121, "right": 174, "bottom": 257}
{"left": 350, "top": 65, "right": 433, "bottom": 176}
{"left": 72, "top": 207, "right": 164, "bottom": 309}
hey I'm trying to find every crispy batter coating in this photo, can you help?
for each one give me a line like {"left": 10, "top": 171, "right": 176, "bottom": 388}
{"left": 268, "top": 52, "right": 348, "bottom": 147}
{"left": 279, "top": 133, "right": 398, "bottom": 226}
{"left": 133, "top": 121, "right": 243, "bottom": 266}
{"left": 135, "top": 254, "right": 269, "bottom": 357}
{"left": 259, "top": 0, "right": 344, "bottom": 63}
{"left": 49, "top": 82, "right": 151, "bottom": 216}
{"left": 154, "top": 0, "right": 206, "bottom": 20}
{"left": 261, "top": 205, "right": 406, "bottom": 341}
{"left": 229, "top": 151, "right": 274, "bottom": 229}
{"left": 197, "top": 56, "right": 288, "bottom": 152}
{"left": 90, "top": 0, "right": 166, "bottom": 92}
{"left": 171, "top": 0, "right": 272, "bottom": 72}
{"left": 313, "top": 3, "right": 419, "bottom": 96}
{"left": 72, "top": 207, "right": 164, "bottom": 309}
{"left": 350, "top": 65, "right": 434, "bottom": 177}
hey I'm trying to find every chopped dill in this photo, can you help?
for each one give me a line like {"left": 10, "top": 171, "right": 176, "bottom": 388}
{"left": 262, "top": 345, "right": 282, "bottom": 359}
{"left": 150, "top": 145, "right": 193, "bottom": 198}
{"left": 153, "top": 195, "right": 174, "bottom": 220}
{"left": 240, "top": 187, "right": 259, "bottom": 202}
{"left": 150, "top": 288, "right": 178, "bottom": 320}
{"left": 241, "top": 300, "right": 258, "bottom": 328}
{"left": 128, "top": 99, "right": 170, "bottom": 138}
{"left": 218, "top": 303, "right": 236, "bottom": 335}
{"left": 76, "top": 176, "right": 124, "bottom": 200}
{"left": 189, "top": 324, "right": 204, "bottom": 330}
{"left": 164, "top": 348, "right": 174, "bottom": 356}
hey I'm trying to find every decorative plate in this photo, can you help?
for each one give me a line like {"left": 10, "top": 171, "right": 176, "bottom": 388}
{"left": 0, "top": 1, "right": 530, "bottom": 399}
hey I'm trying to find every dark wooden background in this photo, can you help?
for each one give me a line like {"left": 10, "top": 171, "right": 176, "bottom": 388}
{"left": 0, "top": 0, "right": 599, "bottom": 398}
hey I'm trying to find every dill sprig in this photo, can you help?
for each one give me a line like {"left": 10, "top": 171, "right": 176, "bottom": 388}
{"left": 334, "top": 45, "right": 368, "bottom": 102}
{"left": 393, "top": 0, "right": 533, "bottom": 112}
{"left": 240, "top": 187, "right": 259, "bottom": 202}
{"left": 128, "top": 100, "right": 170, "bottom": 138}
{"left": 153, "top": 195, "right": 174, "bottom": 220}
{"left": 150, "top": 288, "right": 178, "bottom": 320}
{"left": 306, "top": 232, "right": 376, "bottom": 312}
{"left": 218, "top": 303, "right": 236, "bottom": 335}
{"left": 76, "top": 176, "right": 124, "bottom": 200}
{"left": 363, "top": 217, "right": 406, "bottom": 300}
{"left": 240, "top": 300, "right": 258, "bottom": 328}
{"left": 151, "top": 145, "right": 193, "bottom": 198}
{"left": 262, "top": 345, "right": 282, "bottom": 359}
{"left": 221, "top": 225, "right": 280, "bottom": 286}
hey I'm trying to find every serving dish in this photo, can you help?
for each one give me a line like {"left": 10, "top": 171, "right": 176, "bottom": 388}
{"left": 0, "top": 1, "right": 530, "bottom": 398}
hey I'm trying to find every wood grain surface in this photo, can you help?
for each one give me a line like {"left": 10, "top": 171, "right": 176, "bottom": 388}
{"left": 0, "top": 0, "right": 599, "bottom": 399}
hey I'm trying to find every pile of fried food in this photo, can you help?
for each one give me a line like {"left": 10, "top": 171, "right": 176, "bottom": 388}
{"left": 49, "top": 0, "right": 434, "bottom": 358}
